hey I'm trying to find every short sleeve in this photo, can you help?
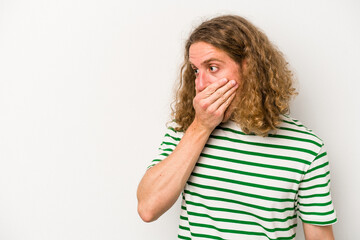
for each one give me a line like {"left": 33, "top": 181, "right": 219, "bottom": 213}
{"left": 146, "top": 122, "right": 184, "bottom": 170}
{"left": 296, "top": 144, "right": 337, "bottom": 225}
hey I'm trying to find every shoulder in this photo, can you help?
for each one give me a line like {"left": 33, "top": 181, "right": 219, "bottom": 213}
{"left": 166, "top": 120, "right": 181, "bottom": 130}
{"left": 164, "top": 120, "right": 184, "bottom": 138}
{"left": 273, "top": 115, "right": 329, "bottom": 167}
{"left": 279, "top": 115, "right": 322, "bottom": 138}
{"left": 165, "top": 120, "right": 183, "bottom": 133}
{"left": 276, "top": 114, "right": 325, "bottom": 151}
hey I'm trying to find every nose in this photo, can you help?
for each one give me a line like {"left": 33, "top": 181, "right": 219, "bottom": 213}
{"left": 195, "top": 71, "right": 209, "bottom": 93}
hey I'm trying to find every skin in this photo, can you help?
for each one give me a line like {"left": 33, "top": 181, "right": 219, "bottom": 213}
{"left": 303, "top": 223, "right": 335, "bottom": 240}
{"left": 137, "top": 41, "right": 335, "bottom": 239}
{"left": 137, "top": 42, "right": 239, "bottom": 223}
{"left": 189, "top": 41, "right": 242, "bottom": 123}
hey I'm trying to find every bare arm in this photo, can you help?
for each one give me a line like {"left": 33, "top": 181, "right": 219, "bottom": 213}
{"left": 303, "top": 222, "right": 335, "bottom": 240}
{"left": 136, "top": 78, "right": 238, "bottom": 222}
{"left": 136, "top": 121, "right": 212, "bottom": 222}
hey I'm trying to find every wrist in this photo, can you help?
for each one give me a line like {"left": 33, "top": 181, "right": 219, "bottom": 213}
{"left": 188, "top": 119, "right": 214, "bottom": 136}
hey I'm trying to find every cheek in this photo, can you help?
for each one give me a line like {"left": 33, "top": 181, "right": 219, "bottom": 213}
{"left": 225, "top": 67, "right": 241, "bottom": 83}
{"left": 216, "top": 71, "right": 237, "bottom": 83}
{"left": 208, "top": 75, "right": 221, "bottom": 84}
{"left": 195, "top": 74, "right": 219, "bottom": 86}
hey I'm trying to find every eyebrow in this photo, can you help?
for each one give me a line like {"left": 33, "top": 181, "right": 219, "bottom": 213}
{"left": 190, "top": 58, "right": 225, "bottom": 67}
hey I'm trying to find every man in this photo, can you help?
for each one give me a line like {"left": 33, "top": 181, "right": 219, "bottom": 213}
{"left": 137, "top": 15, "right": 337, "bottom": 239}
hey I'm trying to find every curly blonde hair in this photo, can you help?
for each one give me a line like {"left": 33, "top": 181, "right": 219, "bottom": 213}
{"left": 171, "top": 15, "right": 297, "bottom": 136}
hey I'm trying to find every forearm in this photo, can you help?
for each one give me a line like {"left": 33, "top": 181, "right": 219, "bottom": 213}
{"left": 303, "top": 223, "right": 335, "bottom": 240}
{"left": 137, "top": 120, "right": 212, "bottom": 222}
{"left": 137, "top": 78, "right": 238, "bottom": 222}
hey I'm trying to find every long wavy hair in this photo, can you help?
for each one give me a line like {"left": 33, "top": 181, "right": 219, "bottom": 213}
{"left": 171, "top": 15, "right": 297, "bottom": 136}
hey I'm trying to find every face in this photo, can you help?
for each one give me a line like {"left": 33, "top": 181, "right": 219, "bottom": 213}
{"left": 189, "top": 41, "right": 243, "bottom": 122}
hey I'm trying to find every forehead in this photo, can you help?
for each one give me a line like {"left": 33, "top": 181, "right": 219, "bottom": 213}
{"left": 189, "top": 42, "right": 231, "bottom": 65}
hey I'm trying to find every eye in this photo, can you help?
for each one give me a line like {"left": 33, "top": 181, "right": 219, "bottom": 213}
{"left": 209, "top": 66, "right": 218, "bottom": 72}
{"left": 193, "top": 68, "right": 199, "bottom": 75}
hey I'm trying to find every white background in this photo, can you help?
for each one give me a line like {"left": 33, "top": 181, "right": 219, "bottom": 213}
{"left": 0, "top": 0, "right": 359, "bottom": 239}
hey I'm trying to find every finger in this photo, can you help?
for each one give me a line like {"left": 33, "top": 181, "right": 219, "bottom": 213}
{"left": 209, "top": 82, "right": 238, "bottom": 111}
{"left": 216, "top": 91, "right": 237, "bottom": 116}
{"left": 201, "top": 78, "right": 229, "bottom": 97}
{"left": 205, "top": 79, "right": 238, "bottom": 106}
{"left": 195, "top": 79, "right": 232, "bottom": 111}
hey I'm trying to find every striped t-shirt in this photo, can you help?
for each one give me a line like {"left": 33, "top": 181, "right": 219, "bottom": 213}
{"left": 147, "top": 115, "right": 337, "bottom": 240}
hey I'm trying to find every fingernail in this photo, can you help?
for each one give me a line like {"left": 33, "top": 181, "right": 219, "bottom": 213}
{"left": 230, "top": 80, "right": 236, "bottom": 85}
{"left": 222, "top": 78, "right": 228, "bottom": 83}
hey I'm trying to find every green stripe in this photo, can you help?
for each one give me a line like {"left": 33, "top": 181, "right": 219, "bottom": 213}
{"left": 147, "top": 164, "right": 155, "bottom": 169}
{"left": 200, "top": 153, "right": 305, "bottom": 174}
{"left": 299, "top": 216, "right": 337, "bottom": 225}
{"left": 186, "top": 211, "right": 297, "bottom": 232}
{"left": 299, "top": 209, "right": 335, "bottom": 216}
{"left": 298, "top": 191, "right": 330, "bottom": 199}
{"left": 187, "top": 231, "right": 297, "bottom": 240}
{"left": 185, "top": 200, "right": 297, "bottom": 222}
{"left": 278, "top": 126, "right": 320, "bottom": 140}
{"left": 301, "top": 171, "right": 330, "bottom": 183}
{"left": 314, "top": 151, "right": 327, "bottom": 160}
{"left": 218, "top": 126, "right": 322, "bottom": 147}
{"left": 185, "top": 187, "right": 295, "bottom": 211}
{"left": 178, "top": 235, "right": 191, "bottom": 240}
{"left": 215, "top": 126, "right": 248, "bottom": 135}
{"left": 191, "top": 172, "right": 298, "bottom": 193}
{"left": 160, "top": 141, "right": 177, "bottom": 147}
{"left": 179, "top": 224, "right": 191, "bottom": 231}
{"left": 268, "top": 133, "right": 322, "bottom": 147}
{"left": 306, "top": 161, "right": 329, "bottom": 174}
{"left": 186, "top": 222, "right": 297, "bottom": 240}
{"left": 168, "top": 126, "right": 178, "bottom": 133}
{"left": 210, "top": 135, "right": 317, "bottom": 156}
{"left": 281, "top": 120, "right": 323, "bottom": 143}
{"left": 298, "top": 200, "right": 333, "bottom": 207}
{"left": 161, "top": 148, "right": 173, "bottom": 152}
{"left": 299, "top": 180, "right": 330, "bottom": 191}
{"left": 285, "top": 116, "right": 298, "bottom": 122}
{"left": 180, "top": 215, "right": 189, "bottom": 221}
{"left": 165, "top": 133, "right": 181, "bottom": 141}
{"left": 181, "top": 204, "right": 188, "bottom": 211}
{"left": 178, "top": 234, "right": 191, "bottom": 240}
{"left": 282, "top": 119, "right": 305, "bottom": 127}
{"left": 187, "top": 232, "right": 225, "bottom": 240}
{"left": 196, "top": 162, "right": 300, "bottom": 184}
{"left": 205, "top": 144, "right": 310, "bottom": 165}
